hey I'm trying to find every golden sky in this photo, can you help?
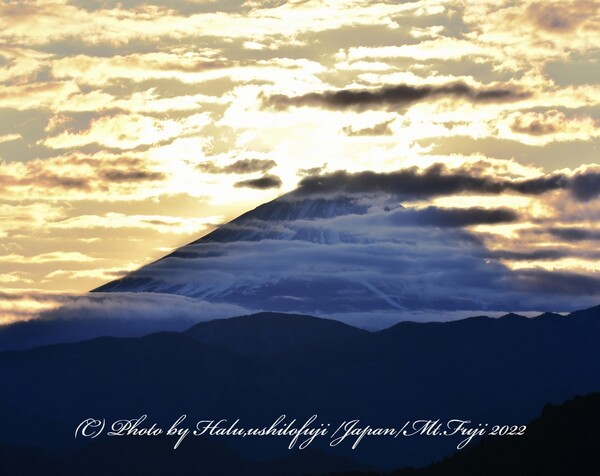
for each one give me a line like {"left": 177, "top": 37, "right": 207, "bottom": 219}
{"left": 1, "top": 0, "right": 599, "bottom": 322}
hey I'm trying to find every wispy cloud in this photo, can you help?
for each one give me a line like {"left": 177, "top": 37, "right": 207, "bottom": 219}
{"left": 0, "top": 289, "right": 249, "bottom": 327}
{"left": 0, "top": 252, "right": 97, "bottom": 264}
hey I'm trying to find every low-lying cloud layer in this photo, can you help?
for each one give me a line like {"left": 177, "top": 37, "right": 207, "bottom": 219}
{"left": 0, "top": 290, "right": 251, "bottom": 350}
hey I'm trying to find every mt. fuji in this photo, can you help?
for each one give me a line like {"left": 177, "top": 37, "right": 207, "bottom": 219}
{"left": 93, "top": 187, "right": 594, "bottom": 326}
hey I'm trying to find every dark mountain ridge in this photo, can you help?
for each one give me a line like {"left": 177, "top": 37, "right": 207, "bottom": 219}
{"left": 0, "top": 304, "right": 586, "bottom": 352}
{"left": 331, "top": 391, "right": 600, "bottom": 476}
{"left": 0, "top": 305, "right": 599, "bottom": 472}
{"left": 185, "top": 312, "right": 368, "bottom": 356}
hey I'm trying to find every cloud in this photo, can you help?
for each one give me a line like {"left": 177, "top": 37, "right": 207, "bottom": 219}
{"left": 71, "top": 0, "right": 241, "bottom": 15}
{"left": 0, "top": 291, "right": 251, "bottom": 346}
{"left": 462, "top": 0, "right": 600, "bottom": 73}
{"left": 234, "top": 174, "right": 282, "bottom": 189}
{"left": 569, "top": 169, "right": 600, "bottom": 201}
{"left": 0, "top": 272, "right": 33, "bottom": 284}
{"left": 547, "top": 227, "right": 600, "bottom": 241}
{"left": 342, "top": 120, "right": 393, "bottom": 136}
{"left": 98, "top": 169, "right": 165, "bottom": 182}
{"left": 43, "top": 265, "right": 140, "bottom": 283}
{"left": 489, "top": 248, "right": 598, "bottom": 261}
{"left": 0, "top": 152, "right": 172, "bottom": 201}
{"left": 39, "top": 292, "right": 248, "bottom": 321}
{"left": 42, "top": 113, "right": 205, "bottom": 150}
{"left": 511, "top": 117, "right": 558, "bottom": 136}
{"left": 297, "top": 165, "right": 328, "bottom": 177}
{"left": 49, "top": 213, "right": 221, "bottom": 234}
{"left": 197, "top": 158, "right": 276, "bottom": 174}
{"left": 527, "top": 1, "right": 598, "bottom": 33}
{"left": 503, "top": 110, "right": 600, "bottom": 145}
{"left": 0, "top": 170, "right": 90, "bottom": 191}
{"left": 0, "top": 252, "right": 96, "bottom": 264}
{"left": 340, "top": 37, "right": 489, "bottom": 62}
{"left": 295, "top": 164, "right": 569, "bottom": 199}
{"left": 263, "top": 82, "right": 532, "bottom": 111}
{"left": 515, "top": 268, "right": 600, "bottom": 295}
{"left": 0, "top": 81, "right": 77, "bottom": 111}
{"left": 0, "top": 172, "right": 90, "bottom": 190}
{"left": 392, "top": 207, "right": 519, "bottom": 228}
{"left": 0, "top": 133, "right": 21, "bottom": 144}
{"left": 0, "top": 0, "right": 426, "bottom": 48}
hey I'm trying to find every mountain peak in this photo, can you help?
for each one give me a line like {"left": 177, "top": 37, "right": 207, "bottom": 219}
{"left": 92, "top": 190, "right": 600, "bottom": 326}
{"left": 185, "top": 311, "right": 366, "bottom": 356}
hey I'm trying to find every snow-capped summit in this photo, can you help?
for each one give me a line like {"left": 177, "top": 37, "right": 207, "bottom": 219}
{"left": 93, "top": 192, "right": 404, "bottom": 307}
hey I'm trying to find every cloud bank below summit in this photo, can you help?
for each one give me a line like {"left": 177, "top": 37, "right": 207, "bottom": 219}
{"left": 0, "top": 289, "right": 250, "bottom": 327}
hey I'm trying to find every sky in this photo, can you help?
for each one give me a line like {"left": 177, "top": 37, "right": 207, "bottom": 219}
{"left": 0, "top": 0, "right": 599, "bottom": 323}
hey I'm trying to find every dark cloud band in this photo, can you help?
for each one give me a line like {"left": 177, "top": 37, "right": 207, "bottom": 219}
{"left": 198, "top": 158, "right": 276, "bottom": 174}
{"left": 547, "top": 227, "right": 600, "bottom": 241}
{"left": 99, "top": 170, "right": 165, "bottom": 182}
{"left": 295, "top": 164, "right": 600, "bottom": 202}
{"left": 394, "top": 206, "right": 519, "bottom": 228}
{"left": 264, "top": 82, "right": 531, "bottom": 111}
{"left": 234, "top": 174, "right": 282, "bottom": 189}
{"left": 296, "top": 164, "right": 561, "bottom": 198}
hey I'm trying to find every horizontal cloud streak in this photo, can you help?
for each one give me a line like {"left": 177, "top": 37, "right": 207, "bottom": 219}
{"left": 392, "top": 207, "right": 519, "bottom": 228}
{"left": 0, "top": 291, "right": 251, "bottom": 350}
{"left": 295, "top": 164, "right": 600, "bottom": 203}
{"left": 296, "top": 164, "right": 567, "bottom": 199}
{"left": 547, "top": 227, "right": 600, "bottom": 241}
{"left": 234, "top": 175, "right": 282, "bottom": 189}
{"left": 264, "top": 82, "right": 532, "bottom": 111}
{"left": 198, "top": 158, "right": 276, "bottom": 174}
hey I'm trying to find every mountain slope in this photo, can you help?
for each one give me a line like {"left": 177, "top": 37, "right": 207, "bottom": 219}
{"left": 185, "top": 312, "right": 368, "bottom": 356}
{"left": 405, "top": 391, "right": 600, "bottom": 476}
{"left": 91, "top": 191, "right": 600, "bottom": 321}
{"left": 329, "top": 392, "right": 600, "bottom": 476}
